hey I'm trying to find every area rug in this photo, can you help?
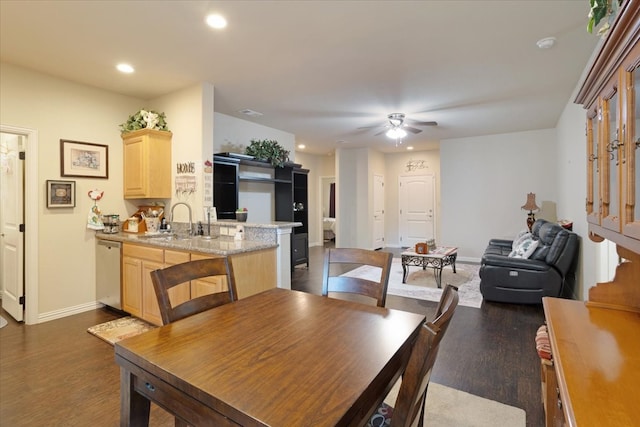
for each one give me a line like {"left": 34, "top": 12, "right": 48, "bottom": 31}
{"left": 384, "top": 380, "right": 526, "bottom": 426}
{"left": 87, "top": 316, "right": 157, "bottom": 345}
{"left": 341, "top": 259, "right": 482, "bottom": 308}
{"left": 0, "top": 316, "right": 8, "bottom": 329}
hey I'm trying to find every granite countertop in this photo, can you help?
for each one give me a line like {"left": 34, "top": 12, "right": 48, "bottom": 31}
{"left": 95, "top": 232, "right": 277, "bottom": 256}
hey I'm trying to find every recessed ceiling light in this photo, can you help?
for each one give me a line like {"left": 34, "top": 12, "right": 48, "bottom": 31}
{"left": 536, "top": 37, "right": 556, "bottom": 49}
{"left": 206, "top": 14, "right": 227, "bottom": 29}
{"left": 116, "top": 63, "right": 134, "bottom": 73}
{"left": 297, "top": 144, "right": 306, "bottom": 149}
{"left": 406, "top": 146, "right": 414, "bottom": 150}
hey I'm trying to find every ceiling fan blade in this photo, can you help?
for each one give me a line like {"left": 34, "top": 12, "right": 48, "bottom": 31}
{"left": 409, "top": 120, "right": 438, "bottom": 126}
{"left": 374, "top": 129, "right": 387, "bottom": 136}
{"left": 404, "top": 126, "right": 422, "bottom": 134}
{"left": 357, "top": 124, "right": 386, "bottom": 130}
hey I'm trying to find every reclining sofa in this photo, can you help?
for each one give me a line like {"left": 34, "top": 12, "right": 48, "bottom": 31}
{"left": 479, "top": 219, "right": 579, "bottom": 304}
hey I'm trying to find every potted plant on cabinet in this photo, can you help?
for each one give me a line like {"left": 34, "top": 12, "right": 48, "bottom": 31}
{"left": 245, "top": 139, "right": 290, "bottom": 167}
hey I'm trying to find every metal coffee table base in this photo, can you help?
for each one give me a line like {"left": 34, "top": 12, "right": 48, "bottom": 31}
{"left": 401, "top": 250, "right": 457, "bottom": 288}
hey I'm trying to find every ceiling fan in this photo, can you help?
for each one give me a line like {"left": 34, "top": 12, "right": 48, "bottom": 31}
{"left": 358, "top": 113, "right": 438, "bottom": 140}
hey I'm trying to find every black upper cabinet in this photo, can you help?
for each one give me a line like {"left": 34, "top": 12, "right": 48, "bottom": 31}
{"left": 213, "top": 153, "right": 309, "bottom": 269}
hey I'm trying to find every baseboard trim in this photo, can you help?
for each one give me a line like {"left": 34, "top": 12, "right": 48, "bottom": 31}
{"left": 38, "top": 301, "right": 103, "bottom": 324}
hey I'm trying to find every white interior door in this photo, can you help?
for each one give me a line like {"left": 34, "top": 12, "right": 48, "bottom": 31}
{"left": 399, "top": 175, "right": 435, "bottom": 248}
{"left": 373, "top": 174, "right": 384, "bottom": 249}
{"left": 1, "top": 133, "right": 25, "bottom": 321}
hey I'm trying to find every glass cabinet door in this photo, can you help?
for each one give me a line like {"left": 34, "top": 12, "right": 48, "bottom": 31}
{"left": 623, "top": 58, "right": 640, "bottom": 240}
{"left": 602, "top": 81, "right": 621, "bottom": 232}
{"left": 587, "top": 106, "right": 600, "bottom": 225}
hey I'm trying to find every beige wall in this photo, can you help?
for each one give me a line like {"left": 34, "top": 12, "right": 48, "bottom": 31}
{"left": 0, "top": 62, "right": 143, "bottom": 318}
{"left": 0, "top": 63, "right": 217, "bottom": 321}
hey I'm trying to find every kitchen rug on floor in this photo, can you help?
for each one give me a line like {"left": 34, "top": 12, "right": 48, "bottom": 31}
{"left": 384, "top": 380, "right": 526, "bottom": 427}
{"left": 87, "top": 316, "right": 157, "bottom": 345}
{"left": 0, "top": 316, "right": 8, "bottom": 329}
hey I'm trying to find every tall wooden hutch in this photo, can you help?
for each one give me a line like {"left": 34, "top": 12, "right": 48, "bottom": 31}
{"left": 542, "top": 2, "right": 640, "bottom": 426}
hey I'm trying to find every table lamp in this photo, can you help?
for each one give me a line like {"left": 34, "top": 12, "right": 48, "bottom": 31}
{"left": 521, "top": 193, "right": 540, "bottom": 232}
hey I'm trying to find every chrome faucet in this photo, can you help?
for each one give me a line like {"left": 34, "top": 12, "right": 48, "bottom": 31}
{"left": 169, "top": 202, "right": 193, "bottom": 236}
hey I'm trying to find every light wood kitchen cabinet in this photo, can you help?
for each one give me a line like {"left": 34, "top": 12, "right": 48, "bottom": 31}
{"left": 121, "top": 242, "right": 277, "bottom": 325}
{"left": 122, "top": 129, "right": 172, "bottom": 199}
{"left": 122, "top": 244, "right": 164, "bottom": 325}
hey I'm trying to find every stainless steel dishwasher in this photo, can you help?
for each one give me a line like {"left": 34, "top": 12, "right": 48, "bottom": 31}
{"left": 96, "top": 239, "right": 122, "bottom": 310}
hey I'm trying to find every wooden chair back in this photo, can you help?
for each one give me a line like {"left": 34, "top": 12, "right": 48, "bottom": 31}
{"left": 322, "top": 248, "right": 393, "bottom": 307}
{"left": 432, "top": 284, "right": 459, "bottom": 336}
{"left": 150, "top": 257, "right": 238, "bottom": 325}
{"left": 391, "top": 285, "right": 459, "bottom": 427}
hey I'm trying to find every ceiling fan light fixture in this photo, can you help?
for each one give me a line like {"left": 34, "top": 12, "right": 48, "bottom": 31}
{"left": 386, "top": 127, "right": 407, "bottom": 139}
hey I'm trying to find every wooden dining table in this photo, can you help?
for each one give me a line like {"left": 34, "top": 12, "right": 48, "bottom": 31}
{"left": 115, "top": 288, "right": 425, "bottom": 427}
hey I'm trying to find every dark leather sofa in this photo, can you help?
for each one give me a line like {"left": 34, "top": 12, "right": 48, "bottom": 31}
{"left": 479, "top": 219, "right": 579, "bottom": 304}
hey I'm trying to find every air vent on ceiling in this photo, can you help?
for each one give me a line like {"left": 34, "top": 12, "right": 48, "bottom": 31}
{"left": 239, "top": 109, "right": 263, "bottom": 117}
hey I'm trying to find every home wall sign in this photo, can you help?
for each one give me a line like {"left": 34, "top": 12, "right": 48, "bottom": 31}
{"left": 176, "top": 162, "right": 196, "bottom": 174}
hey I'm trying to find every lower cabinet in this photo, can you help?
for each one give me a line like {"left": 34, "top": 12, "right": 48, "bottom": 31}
{"left": 191, "top": 253, "right": 228, "bottom": 297}
{"left": 121, "top": 243, "right": 276, "bottom": 326}
{"left": 292, "top": 233, "right": 309, "bottom": 270}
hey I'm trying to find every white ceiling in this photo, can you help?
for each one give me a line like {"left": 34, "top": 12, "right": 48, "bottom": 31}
{"left": 0, "top": 1, "right": 600, "bottom": 155}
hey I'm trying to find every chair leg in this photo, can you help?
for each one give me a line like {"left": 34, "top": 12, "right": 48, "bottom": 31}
{"left": 417, "top": 388, "right": 428, "bottom": 427}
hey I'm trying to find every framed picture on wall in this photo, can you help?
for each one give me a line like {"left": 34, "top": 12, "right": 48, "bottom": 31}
{"left": 60, "top": 139, "right": 109, "bottom": 178}
{"left": 46, "top": 180, "right": 76, "bottom": 208}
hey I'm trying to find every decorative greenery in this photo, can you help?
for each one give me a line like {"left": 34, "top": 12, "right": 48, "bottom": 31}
{"left": 119, "top": 109, "right": 170, "bottom": 133}
{"left": 236, "top": 207, "right": 248, "bottom": 213}
{"left": 245, "top": 139, "right": 290, "bottom": 167}
{"left": 588, "top": 0, "right": 622, "bottom": 36}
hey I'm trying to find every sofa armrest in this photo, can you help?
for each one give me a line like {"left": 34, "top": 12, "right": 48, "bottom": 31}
{"left": 488, "top": 239, "right": 513, "bottom": 248}
{"left": 481, "top": 254, "right": 550, "bottom": 272}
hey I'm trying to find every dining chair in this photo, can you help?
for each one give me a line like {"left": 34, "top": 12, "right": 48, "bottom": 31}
{"left": 322, "top": 248, "right": 393, "bottom": 307}
{"left": 150, "top": 257, "right": 238, "bottom": 325}
{"left": 367, "top": 285, "right": 459, "bottom": 427}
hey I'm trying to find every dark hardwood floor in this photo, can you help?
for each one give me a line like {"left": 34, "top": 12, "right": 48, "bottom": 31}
{"left": 0, "top": 244, "right": 545, "bottom": 426}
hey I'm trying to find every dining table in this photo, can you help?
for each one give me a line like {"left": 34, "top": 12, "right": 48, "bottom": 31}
{"left": 115, "top": 288, "right": 426, "bottom": 427}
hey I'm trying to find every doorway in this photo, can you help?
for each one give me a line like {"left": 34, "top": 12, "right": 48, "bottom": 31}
{"left": 0, "top": 125, "right": 39, "bottom": 324}
{"left": 1, "top": 132, "right": 25, "bottom": 321}
{"left": 320, "top": 176, "right": 336, "bottom": 247}
{"left": 398, "top": 174, "right": 435, "bottom": 248}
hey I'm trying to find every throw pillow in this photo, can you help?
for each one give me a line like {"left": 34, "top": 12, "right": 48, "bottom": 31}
{"left": 512, "top": 230, "right": 532, "bottom": 251}
{"left": 509, "top": 237, "right": 539, "bottom": 259}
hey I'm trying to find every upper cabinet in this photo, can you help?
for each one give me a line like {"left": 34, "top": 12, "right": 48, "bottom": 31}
{"left": 122, "top": 129, "right": 172, "bottom": 199}
{"left": 576, "top": 2, "right": 640, "bottom": 254}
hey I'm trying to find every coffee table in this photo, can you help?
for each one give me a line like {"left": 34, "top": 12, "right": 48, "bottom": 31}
{"left": 401, "top": 247, "right": 458, "bottom": 288}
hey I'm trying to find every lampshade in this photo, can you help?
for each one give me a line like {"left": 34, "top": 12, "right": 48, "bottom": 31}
{"left": 521, "top": 193, "right": 540, "bottom": 212}
{"left": 386, "top": 127, "right": 407, "bottom": 139}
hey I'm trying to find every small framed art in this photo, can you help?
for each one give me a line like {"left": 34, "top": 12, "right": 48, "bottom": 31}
{"left": 60, "top": 139, "right": 109, "bottom": 179}
{"left": 47, "top": 180, "right": 76, "bottom": 208}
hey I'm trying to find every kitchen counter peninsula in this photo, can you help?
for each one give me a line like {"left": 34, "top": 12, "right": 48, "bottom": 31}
{"left": 96, "top": 220, "right": 300, "bottom": 290}
{"left": 96, "top": 221, "right": 299, "bottom": 326}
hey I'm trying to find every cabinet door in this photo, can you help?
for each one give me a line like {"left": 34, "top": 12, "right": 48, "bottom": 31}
{"left": 623, "top": 48, "right": 640, "bottom": 241}
{"left": 123, "top": 134, "right": 147, "bottom": 197}
{"left": 601, "top": 71, "right": 623, "bottom": 233}
{"left": 587, "top": 105, "right": 601, "bottom": 225}
{"left": 122, "top": 256, "right": 142, "bottom": 317}
{"left": 142, "top": 259, "right": 164, "bottom": 326}
{"left": 164, "top": 250, "right": 191, "bottom": 308}
{"left": 190, "top": 253, "right": 228, "bottom": 298}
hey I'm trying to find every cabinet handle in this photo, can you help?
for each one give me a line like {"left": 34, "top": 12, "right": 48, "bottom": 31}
{"left": 145, "top": 382, "right": 156, "bottom": 392}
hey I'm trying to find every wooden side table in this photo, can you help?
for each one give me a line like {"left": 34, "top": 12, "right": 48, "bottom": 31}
{"left": 400, "top": 247, "right": 457, "bottom": 288}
